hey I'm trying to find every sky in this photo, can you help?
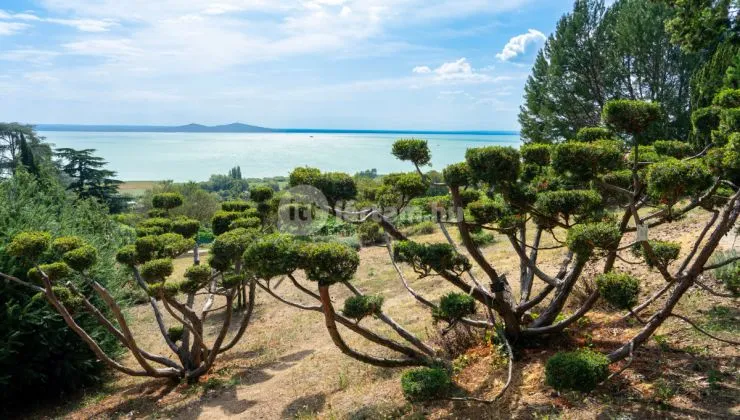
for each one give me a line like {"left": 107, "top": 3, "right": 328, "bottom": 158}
{"left": 0, "top": 0, "right": 577, "bottom": 130}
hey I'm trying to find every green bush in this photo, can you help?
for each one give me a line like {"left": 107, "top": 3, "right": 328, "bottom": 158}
{"left": 603, "top": 99, "right": 662, "bottom": 136}
{"left": 300, "top": 242, "right": 360, "bottom": 286}
{"left": 534, "top": 190, "right": 602, "bottom": 221}
{"left": 520, "top": 143, "right": 552, "bottom": 166}
{"left": 139, "top": 258, "right": 174, "bottom": 283}
{"left": 171, "top": 217, "right": 200, "bottom": 239}
{"left": 442, "top": 162, "right": 471, "bottom": 187}
{"left": 400, "top": 367, "right": 452, "bottom": 401}
{"left": 211, "top": 210, "right": 243, "bottom": 235}
{"left": 551, "top": 141, "right": 623, "bottom": 182}
{"left": 167, "top": 325, "right": 184, "bottom": 342}
{"left": 393, "top": 241, "right": 471, "bottom": 276}
{"left": 6, "top": 231, "right": 51, "bottom": 260}
{"left": 468, "top": 197, "right": 507, "bottom": 224}
{"left": 392, "top": 138, "right": 431, "bottom": 166}
{"left": 152, "top": 192, "right": 184, "bottom": 210}
{"left": 596, "top": 272, "right": 640, "bottom": 309}
{"left": 712, "top": 88, "right": 740, "bottom": 108}
{"left": 249, "top": 185, "right": 274, "bottom": 203}
{"left": 653, "top": 140, "right": 693, "bottom": 158}
{"left": 470, "top": 230, "right": 496, "bottom": 247}
{"left": 433, "top": 292, "right": 476, "bottom": 322}
{"left": 710, "top": 250, "right": 739, "bottom": 296}
{"left": 51, "top": 236, "right": 85, "bottom": 255}
{"left": 465, "top": 146, "right": 520, "bottom": 186}
{"left": 211, "top": 228, "right": 258, "bottom": 262}
{"left": 221, "top": 200, "right": 251, "bottom": 212}
{"left": 62, "top": 245, "right": 98, "bottom": 272}
{"left": 358, "top": 221, "right": 384, "bottom": 245}
{"left": 566, "top": 222, "right": 621, "bottom": 259}
{"left": 243, "top": 234, "right": 302, "bottom": 279}
{"left": 691, "top": 106, "right": 721, "bottom": 146}
{"left": 646, "top": 159, "right": 713, "bottom": 206}
{"left": 631, "top": 240, "right": 681, "bottom": 268}
{"left": 600, "top": 170, "right": 633, "bottom": 190}
{"left": 342, "top": 295, "right": 384, "bottom": 321}
{"left": 545, "top": 349, "right": 610, "bottom": 392}
{"left": 576, "top": 127, "right": 613, "bottom": 142}
{"left": 27, "top": 262, "right": 72, "bottom": 284}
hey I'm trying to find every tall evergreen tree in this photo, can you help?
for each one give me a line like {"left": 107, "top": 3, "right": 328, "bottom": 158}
{"left": 0, "top": 123, "right": 50, "bottom": 177}
{"left": 55, "top": 148, "right": 125, "bottom": 212}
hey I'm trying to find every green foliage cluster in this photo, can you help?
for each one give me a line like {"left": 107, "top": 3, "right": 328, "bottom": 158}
{"left": 249, "top": 185, "right": 274, "bottom": 203}
{"left": 646, "top": 159, "right": 713, "bottom": 206}
{"left": 152, "top": 192, "right": 184, "bottom": 210}
{"left": 545, "top": 349, "right": 610, "bottom": 392}
{"left": 400, "top": 367, "right": 451, "bottom": 401}
{"left": 392, "top": 138, "right": 431, "bottom": 166}
{"left": 596, "top": 272, "right": 640, "bottom": 309}
{"left": 566, "top": 222, "right": 621, "bottom": 259}
{"left": 342, "top": 295, "right": 384, "bottom": 321}
{"left": 211, "top": 228, "right": 258, "bottom": 263}
{"left": 603, "top": 99, "right": 662, "bottom": 136}
{"left": 300, "top": 242, "right": 360, "bottom": 286}
{"left": 6, "top": 231, "right": 51, "bottom": 260}
{"left": 576, "top": 127, "right": 613, "bottom": 142}
{"left": 62, "top": 245, "right": 98, "bottom": 272}
{"left": 242, "top": 234, "right": 302, "bottom": 280}
{"left": 393, "top": 241, "right": 471, "bottom": 277}
{"left": 289, "top": 167, "right": 357, "bottom": 208}
{"left": 139, "top": 258, "right": 174, "bottom": 283}
{"left": 357, "top": 221, "right": 384, "bottom": 245}
{"left": 433, "top": 292, "right": 476, "bottom": 322}
{"left": 631, "top": 240, "right": 681, "bottom": 268}
{"left": 652, "top": 140, "right": 693, "bottom": 158}
{"left": 520, "top": 143, "right": 552, "bottom": 166}
{"left": 167, "top": 325, "right": 184, "bottom": 342}
{"left": 442, "top": 162, "right": 471, "bottom": 188}
{"left": 534, "top": 190, "right": 602, "bottom": 222}
{"left": 465, "top": 146, "right": 520, "bottom": 186}
{"left": 551, "top": 141, "right": 623, "bottom": 182}
{"left": 405, "top": 221, "right": 436, "bottom": 237}
{"left": 710, "top": 250, "right": 739, "bottom": 296}
{"left": 468, "top": 197, "right": 507, "bottom": 225}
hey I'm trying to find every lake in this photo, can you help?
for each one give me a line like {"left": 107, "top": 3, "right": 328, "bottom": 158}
{"left": 41, "top": 131, "right": 522, "bottom": 182}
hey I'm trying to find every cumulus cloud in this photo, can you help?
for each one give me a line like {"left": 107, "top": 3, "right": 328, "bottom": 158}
{"left": 412, "top": 66, "right": 431, "bottom": 74}
{"left": 412, "top": 58, "right": 491, "bottom": 83}
{"left": 496, "top": 29, "right": 545, "bottom": 61}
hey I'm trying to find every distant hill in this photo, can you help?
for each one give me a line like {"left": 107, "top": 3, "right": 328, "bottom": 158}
{"left": 35, "top": 123, "right": 274, "bottom": 133}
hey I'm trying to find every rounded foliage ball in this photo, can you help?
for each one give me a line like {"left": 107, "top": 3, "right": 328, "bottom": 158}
{"left": 653, "top": 140, "right": 693, "bottom": 159}
{"left": 596, "top": 272, "right": 640, "bottom": 309}
{"left": 534, "top": 189, "right": 602, "bottom": 220}
{"left": 602, "top": 99, "right": 662, "bottom": 136}
{"left": 465, "top": 146, "right": 520, "bottom": 186}
{"left": 467, "top": 198, "right": 506, "bottom": 224}
{"left": 392, "top": 138, "right": 431, "bottom": 166}
{"left": 7, "top": 231, "right": 51, "bottom": 260}
{"left": 172, "top": 218, "right": 200, "bottom": 239}
{"left": 545, "top": 349, "right": 609, "bottom": 392}
{"left": 646, "top": 159, "right": 713, "bottom": 205}
{"left": 27, "top": 262, "right": 72, "bottom": 284}
{"left": 211, "top": 210, "right": 243, "bottom": 235}
{"left": 712, "top": 88, "right": 740, "bottom": 108}
{"left": 51, "top": 236, "right": 86, "bottom": 255}
{"left": 221, "top": 200, "right": 251, "bottom": 212}
{"left": 140, "top": 258, "right": 174, "bottom": 283}
{"left": 520, "top": 143, "right": 552, "bottom": 165}
{"left": 442, "top": 162, "right": 471, "bottom": 188}
{"left": 576, "top": 127, "right": 613, "bottom": 143}
{"left": 300, "top": 242, "right": 360, "bottom": 286}
{"left": 139, "top": 217, "right": 173, "bottom": 232}
{"left": 342, "top": 295, "right": 384, "bottom": 321}
{"left": 222, "top": 273, "right": 246, "bottom": 288}
{"left": 250, "top": 185, "right": 274, "bottom": 203}
{"left": 116, "top": 245, "right": 138, "bottom": 266}
{"left": 243, "top": 234, "right": 302, "bottom": 279}
{"left": 566, "top": 222, "right": 621, "bottom": 259}
{"left": 551, "top": 141, "right": 623, "bottom": 182}
{"left": 400, "top": 367, "right": 452, "bottom": 402}
{"left": 62, "top": 245, "right": 97, "bottom": 271}
{"left": 152, "top": 192, "right": 184, "bottom": 210}
{"left": 184, "top": 264, "right": 212, "bottom": 285}
{"left": 212, "top": 228, "right": 259, "bottom": 262}
{"left": 434, "top": 292, "right": 476, "bottom": 322}
{"left": 393, "top": 241, "right": 471, "bottom": 276}
{"left": 631, "top": 240, "right": 681, "bottom": 268}
{"left": 167, "top": 325, "right": 184, "bottom": 342}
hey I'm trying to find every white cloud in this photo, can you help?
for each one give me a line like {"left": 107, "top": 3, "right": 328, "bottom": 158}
{"left": 0, "top": 21, "right": 30, "bottom": 35}
{"left": 413, "top": 58, "right": 491, "bottom": 83}
{"left": 24, "top": 71, "right": 59, "bottom": 83}
{"left": 496, "top": 28, "right": 545, "bottom": 61}
{"left": 63, "top": 39, "right": 142, "bottom": 57}
{"left": 434, "top": 57, "right": 472, "bottom": 77}
{"left": 412, "top": 66, "right": 431, "bottom": 74}
{"left": 47, "top": 18, "right": 118, "bottom": 32}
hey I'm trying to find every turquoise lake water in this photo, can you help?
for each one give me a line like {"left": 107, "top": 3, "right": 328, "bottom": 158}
{"left": 41, "top": 131, "right": 522, "bottom": 182}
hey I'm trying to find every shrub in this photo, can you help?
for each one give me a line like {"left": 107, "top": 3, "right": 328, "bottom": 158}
{"left": 406, "top": 221, "right": 436, "bottom": 236}
{"left": 465, "top": 146, "right": 520, "bottom": 186}
{"left": 300, "top": 242, "right": 360, "bottom": 286}
{"left": 249, "top": 185, "right": 274, "bottom": 203}
{"left": 211, "top": 210, "right": 243, "bottom": 235}
{"left": 400, "top": 367, "right": 452, "bottom": 401}
{"left": 394, "top": 241, "right": 471, "bottom": 276}
{"left": 631, "top": 240, "right": 681, "bottom": 268}
{"left": 534, "top": 190, "right": 602, "bottom": 221}
{"left": 229, "top": 217, "right": 261, "bottom": 230}
{"left": 172, "top": 218, "right": 200, "bottom": 239}
{"left": 167, "top": 325, "right": 184, "bottom": 342}
{"left": 653, "top": 140, "right": 693, "bottom": 158}
{"left": 602, "top": 99, "right": 662, "bottom": 136}
{"left": 392, "top": 138, "right": 431, "bottom": 166}
{"left": 342, "top": 295, "right": 384, "bottom": 321}
{"left": 243, "top": 234, "right": 302, "bottom": 279}
{"left": 712, "top": 88, "right": 740, "bottom": 108}
{"left": 139, "top": 217, "right": 173, "bottom": 233}
{"left": 6, "top": 231, "right": 51, "bottom": 260}
{"left": 566, "top": 222, "right": 621, "bottom": 259}
{"left": 646, "top": 159, "right": 713, "bottom": 206}
{"left": 551, "top": 141, "right": 623, "bottom": 182}
{"left": 434, "top": 292, "right": 476, "bottom": 322}
{"left": 211, "top": 228, "right": 258, "bottom": 262}
{"left": 442, "top": 162, "right": 471, "bottom": 187}
{"left": 62, "top": 245, "right": 98, "bottom": 272}
{"left": 468, "top": 198, "right": 507, "bottom": 224}
{"left": 51, "top": 236, "right": 85, "bottom": 255}
{"left": 520, "top": 143, "right": 552, "bottom": 166}
{"left": 576, "top": 127, "right": 613, "bottom": 142}
{"left": 358, "top": 221, "right": 384, "bottom": 245}
{"left": 710, "top": 250, "right": 739, "bottom": 296}
{"left": 27, "top": 262, "right": 72, "bottom": 284}
{"left": 152, "top": 193, "right": 184, "bottom": 210}
{"left": 221, "top": 200, "right": 251, "bottom": 212}
{"left": 596, "top": 272, "right": 640, "bottom": 309}
{"left": 470, "top": 230, "right": 496, "bottom": 247}
{"left": 140, "top": 258, "right": 174, "bottom": 283}
{"left": 691, "top": 106, "right": 721, "bottom": 145}
{"left": 184, "top": 264, "right": 211, "bottom": 285}
{"left": 600, "top": 170, "right": 633, "bottom": 190}
{"left": 545, "top": 349, "right": 610, "bottom": 392}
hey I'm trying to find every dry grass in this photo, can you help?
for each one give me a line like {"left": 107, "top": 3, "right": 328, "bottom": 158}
{"left": 119, "top": 181, "right": 158, "bottom": 197}
{"left": 33, "top": 208, "right": 740, "bottom": 419}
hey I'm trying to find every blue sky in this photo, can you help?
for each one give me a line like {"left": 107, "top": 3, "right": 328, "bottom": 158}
{"left": 0, "top": 0, "right": 576, "bottom": 130}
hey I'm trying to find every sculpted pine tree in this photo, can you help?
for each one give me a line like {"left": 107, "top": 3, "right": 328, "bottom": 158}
{"left": 251, "top": 100, "right": 738, "bottom": 400}
{"left": 0, "top": 193, "right": 256, "bottom": 381}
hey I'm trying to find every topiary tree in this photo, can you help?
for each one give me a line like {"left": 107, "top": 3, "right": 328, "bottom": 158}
{"left": 0, "top": 194, "right": 261, "bottom": 382}
{"left": 254, "top": 116, "right": 739, "bottom": 401}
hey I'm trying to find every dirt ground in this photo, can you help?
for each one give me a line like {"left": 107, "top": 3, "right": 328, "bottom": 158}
{"left": 32, "top": 208, "right": 740, "bottom": 419}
